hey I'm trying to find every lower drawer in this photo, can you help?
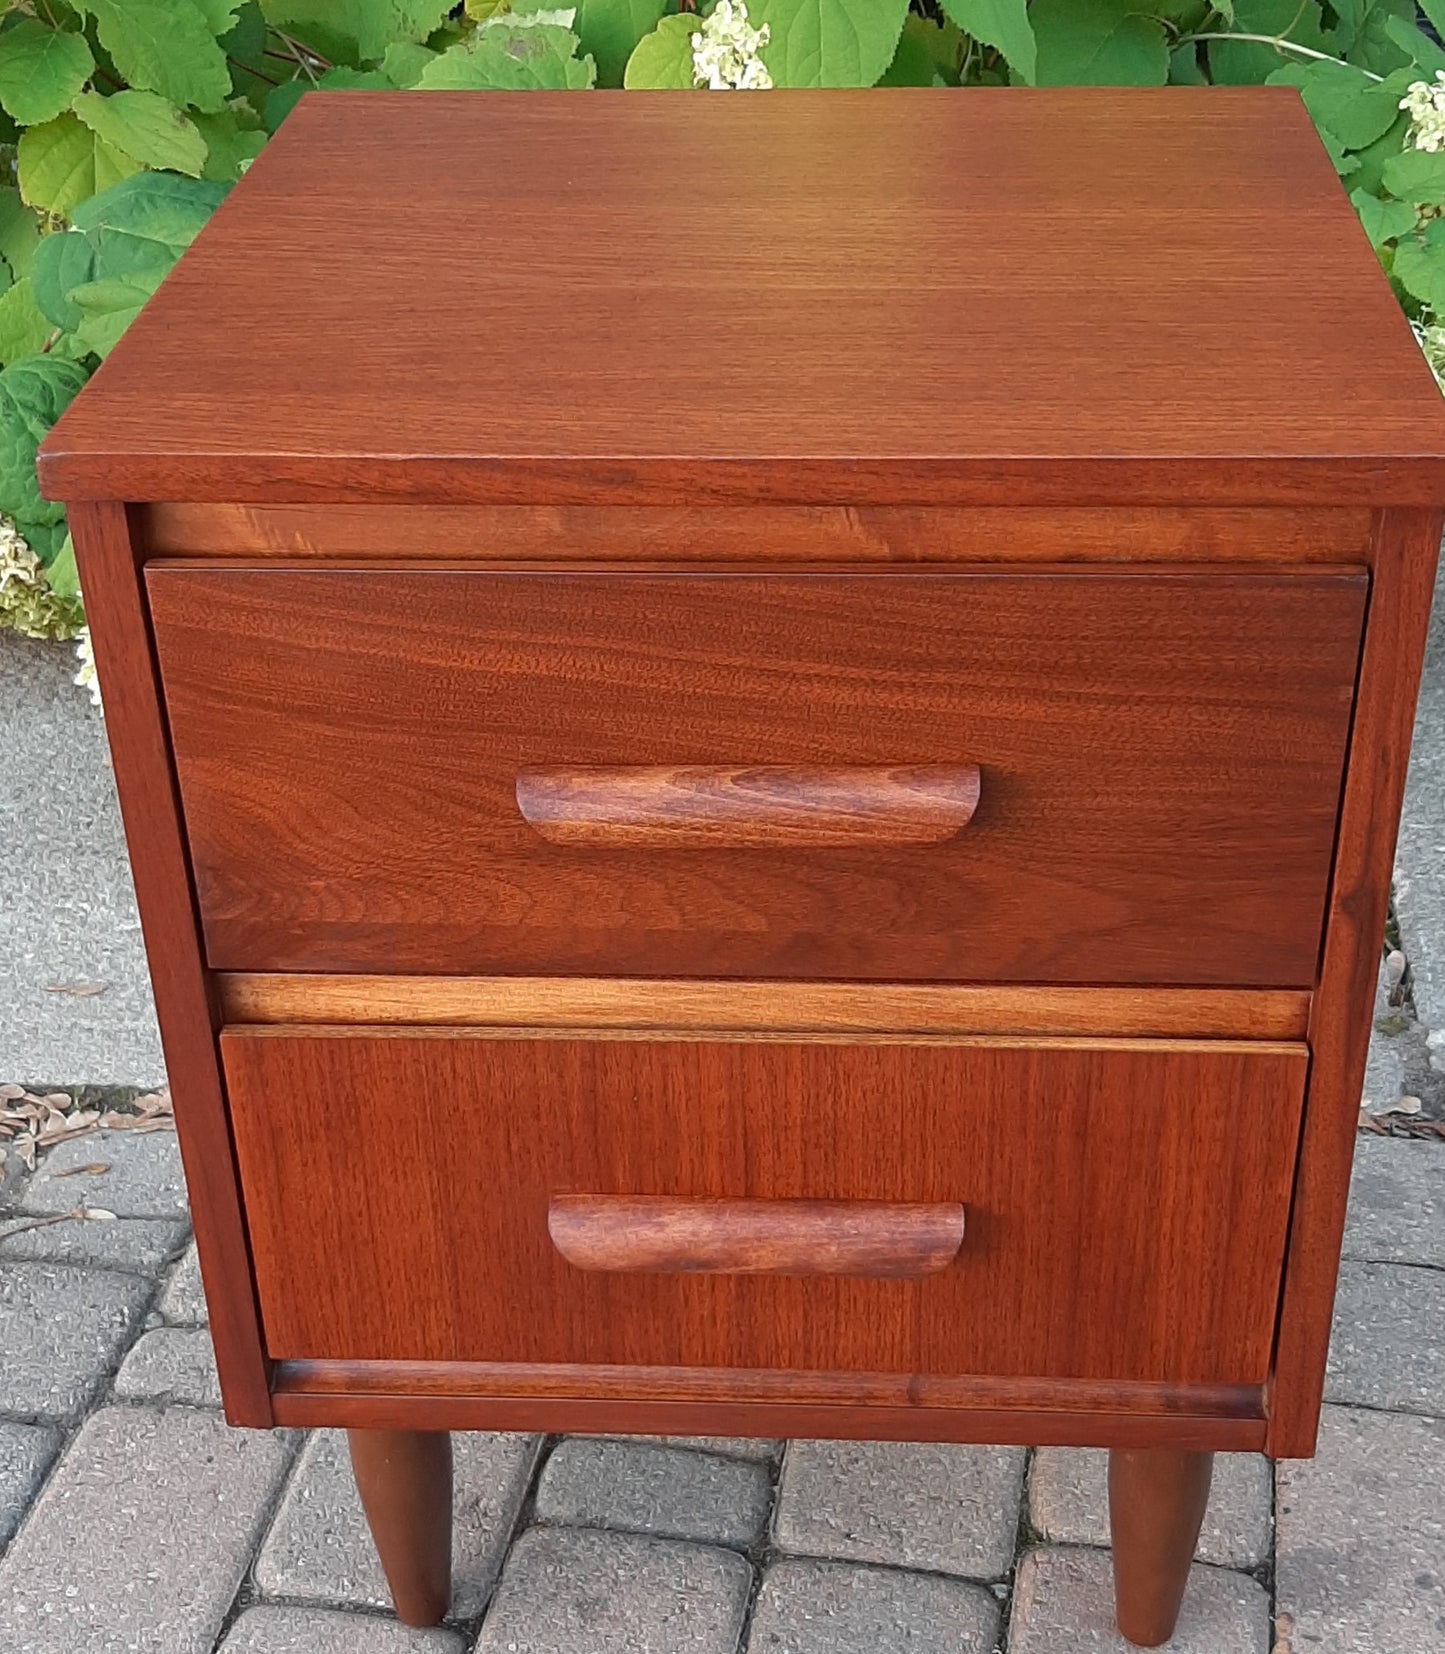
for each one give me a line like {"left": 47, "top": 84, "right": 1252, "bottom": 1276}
{"left": 223, "top": 1029, "right": 1305, "bottom": 1387}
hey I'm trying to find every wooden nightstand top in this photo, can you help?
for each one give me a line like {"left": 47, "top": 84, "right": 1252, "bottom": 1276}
{"left": 38, "top": 87, "right": 1445, "bottom": 507}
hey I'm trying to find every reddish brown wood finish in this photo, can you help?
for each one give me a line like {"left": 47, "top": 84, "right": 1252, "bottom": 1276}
{"left": 64, "top": 502, "right": 271, "bottom": 1427}
{"left": 221, "top": 1029, "right": 1305, "bottom": 1385}
{"left": 274, "top": 1363, "right": 1266, "bottom": 1451}
{"left": 36, "top": 93, "right": 1445, "bottom": 506}
{"left": 216, "top": 975, "right": 1312, "bottom": 1039}
{"left": 1109, "top": 1449, "right": 1215, "bottom": 1646}
{"left": 37, "top": 92, "right": 1445, "bottom": 1651}
{"left": 147, "top": 565, "right": 1364, "bottom": 984}
{"left": 346, "top": 1431, "right": 452, "bottom": 1627}
{"left": 1268, "top": 508, "right": 1445, "bottom": 1456}
{"left": 547, "top": 1195, "right": 967, "bottom": 1277}
{"left": 515, "top": 764, "right": 981, "bottom": 848}
{"left": 135, "top": 502, "right": 1374, "bottom": 565}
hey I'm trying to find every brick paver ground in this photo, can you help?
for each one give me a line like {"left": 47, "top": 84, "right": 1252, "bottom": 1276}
{"left": 0, "top": 1125, "right": 1438, "bottom": 1652}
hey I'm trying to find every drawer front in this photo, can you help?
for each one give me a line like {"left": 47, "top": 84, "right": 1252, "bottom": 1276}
{"left": 224, "top": 1029, "right": 1306, "bottom": 1386}
{"left": 150, "top": 565, "right": 1363, "bottom": 984}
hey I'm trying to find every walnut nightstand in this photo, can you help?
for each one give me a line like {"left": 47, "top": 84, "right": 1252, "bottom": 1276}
{"left": 38, "top": 87, "right": 1445, "bottom": 1647}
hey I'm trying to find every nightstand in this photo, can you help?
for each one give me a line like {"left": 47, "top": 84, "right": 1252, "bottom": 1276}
{"left": 39, "top": 87, "right": 1445, "bottom": 1647}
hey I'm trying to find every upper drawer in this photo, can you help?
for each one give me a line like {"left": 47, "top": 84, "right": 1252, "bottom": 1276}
{"left": 147, "top": 565, "right": 1364, "bottom": 984}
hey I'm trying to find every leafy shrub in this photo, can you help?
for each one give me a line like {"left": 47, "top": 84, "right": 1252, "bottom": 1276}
{"left": 3, "top": 0, "right": 1445, "bottom": 661}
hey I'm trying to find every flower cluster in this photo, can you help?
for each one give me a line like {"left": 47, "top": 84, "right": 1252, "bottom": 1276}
{"left": 1401, "top": 72, "right": 1445, "bottom": 153}
{"left": 692, "top": 0, "right": 772, "bottom": 90}
{"left": 73, "top": 627, "right": 101, "bottom": 709}
{"left": 0, "top": 517, "right": 83, "bottom": 642}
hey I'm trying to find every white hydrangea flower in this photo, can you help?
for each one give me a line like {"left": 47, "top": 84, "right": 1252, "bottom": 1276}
{"left": 1, "top": 517, "right": 77, "bottom": 640}
{"left": 1401, "top": 71, "right": 1445, "bottom": 152}
{"left": 0, "top": 516, "right": 39, "bottom": 593}
{"left": 692, "top": 0, "right": 772, "bottom": 90}
{"left": 2, "top": 515, "right": 86, "bottom": 645}
{"left": 73, "top": 626, "right": 101, "bottom": 710}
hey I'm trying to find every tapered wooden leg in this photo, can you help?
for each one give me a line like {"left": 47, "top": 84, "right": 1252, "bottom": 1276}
{"left": 1108, "top": 1448, "right": 1214, "bottom": 1647}
{"left": 347, "top": 1429, "right": 453, "bottom": 1627}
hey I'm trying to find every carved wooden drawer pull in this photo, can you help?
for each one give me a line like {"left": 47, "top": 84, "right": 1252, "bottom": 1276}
{"left": 515, "top": 764, "right": 981, "bottom": 849}
{"left": 548, "top": 1195, "right": 967, "bottom": 1278}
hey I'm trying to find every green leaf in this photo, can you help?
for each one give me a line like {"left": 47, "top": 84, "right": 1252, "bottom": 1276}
{"left": 1267, "top": 59, "right": 1407, "bottom": 151}
{"left": 1418, "top": 0, "right": 1445, "bottom": 50}
{"left": 194, "top": 0, "right": 245, "bottom": 31}
{"left": 0, "top": 279, "right": 54, "bottom": 367}
{"left": 64, "top": 171, "right": 222, "bottom": 310}
{"left": 1168, "top": 39, "right": 1207, "bottom": 81}
{"left": 1382, "top": 11, "right": 1445, "bottom": 74}
{"left": 623, "top": 12, "right": 698, "bottom": 86}
{"left": 1206, "top": 0, "right": 1329, "bottom": 83}
{"left": 575, "top": 0, "right": 667, "bottom": 86}
{"left": 380, "top": 39, "right": 438, "bottom": 84}
{"left": 1032, "top": 0, "right": 1168, "bottom": 84}
{"left": 878, "top": 14, "right": 944, "bottom": 83}
{"left": 261, "top": 0, "right": 451, "bottom": 66}
{"left": 1329, "top": 0, "right": 1365, "bottom": 52}
{"left": 20, "top": 518, "right": 67, "bottom": 572}
{"left": 939, "top": 0, "right": 1035, "bottom": 82}
{"left": 393, "top": 0, "right": 455, "bottom": 44}
{"left": 0, "top": 355, "right": 90, "bottom": 528}
{"left": 17, "top": 113, "right": 142, "bottom": 218}
{"left": 193, "top": 107, "right": 268, "bottom": 181}
{"left": 262, "top": 78, "right": 309, "bottom": 131}
{"left": 417, "top": 23, "right": 597, "bottom": 88}
{"left": 1382, "top": 146, "right": 1445, "bottom": 201}
{"left": 71, "top": 170, "right": 227, "bottom": 245}
{"left": 68, "top": 265, "right": 170, "bottom": 358}
{"left": 44, "top": 330, "right": 99, "bottom": 365}
{"left": 1351, "top": 188, "right": 1418, "bottom": 248}
{"left": 30, "top": 230, "right": 98, "bottom": 330}
{"left": 1395, "top": 239, "right": 1445, "bottom": 308}
{"left": 752, "top": 0, "right": 910, "bottom": 86}
{"left": 0, "top": 20, "right": 95, "bottom": 127}
{"left": 1345, "top": 109, "right": 1411, "bottom": 192}
{"left": 1347, "top": 0, "right": 1413, "bottom": 75}
{"left": 221, "top": 0, "right": 279, "bottom": 105}
{"left": 45, "top": 533, "right": 80, "bottom": 602}
{"left": 0, "top": 191, "right": 42, "bottom": 282}
{"left": 72, "top": 91, "right": 209, "bottom": 178}
{"left": 72, "top": 1, "right": 232, "bottom": 113}
{"left": 315, "top": 66, "right": 397, "bottom": 87}
{"left": 260, "top": 0, "right": 384, "bottom": 59}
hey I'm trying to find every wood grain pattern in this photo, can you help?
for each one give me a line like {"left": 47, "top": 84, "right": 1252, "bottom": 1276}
{"left": 346, "top": 1432, "right": 452, "bottom": 1627}
{"left": 64, "top": 502, "right": 271, "bottom": 1426}
{"left": 516, "top": 764, "right": 981, "bottom": 848}
{"left": 276, "top": 1360, "right": 1263, "bottom": 1413}
{"left": 37, "top": 92, "right": 1445, "bottom": 506}
{"left": 548, "top": 1195, "right": 967, "bottom": 1278}
{"left": 228, "top": 1027, "right": 1302, "bottom": 1053}
{"left": 270, "top": 1361, "right": 1267, "bottom": 1450}
{"left": 136, "top": 502, "right": 1376, "bottom": 565}
{"left": 1109, "top": 1450, "right": 1215, "bottom": 1646}
{"left": 1268, "top": 508, "right": 1445, "bottom": 1457}
{"left": 222, "top": 1029, "right": 1306, "bottom": 1385}
{"left": 148, "top": 565, "right": 1364, "bottom": 984}
{"left": 217, "top": 976, "right": 1312, "bottom": 1038}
